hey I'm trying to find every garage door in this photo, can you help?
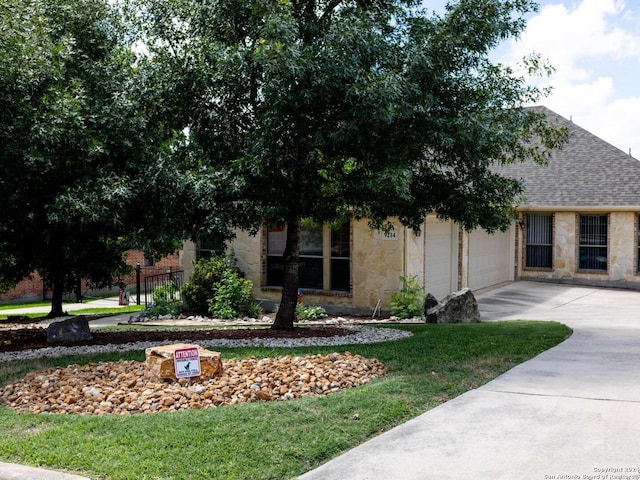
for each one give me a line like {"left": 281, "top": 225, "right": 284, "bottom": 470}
{"left": 424, "top": 217, "right": 458, "bottom": 299}
{"left": 469, "top": 226, "right": 514, "bottom": 290}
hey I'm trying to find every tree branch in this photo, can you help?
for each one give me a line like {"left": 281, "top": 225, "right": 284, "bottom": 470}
{"left": 319, "top": 0, "right": 342, "bottom": 23}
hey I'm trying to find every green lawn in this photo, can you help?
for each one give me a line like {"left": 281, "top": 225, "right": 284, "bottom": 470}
{"left": 0, "top": 321, "right": 571, "bottom": 479}
{"left": 0, "top": 301, "right": 53, "bottom": 311}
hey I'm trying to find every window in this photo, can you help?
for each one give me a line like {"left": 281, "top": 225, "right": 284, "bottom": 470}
{"left": 298, "top": 224, "right": 323, "bottom": 289}
{"left": 197, "top": 237, "right": 225, "bottom": 260}
{"left": 266, "top": 222, "right": 351, "bottom": 292}
{"left": 330, "top": 222, "right": 350, "bottom": 291}
{"left": 525, "top": 213, "right": 553, "bottom": 268}
{"left": 578, "top": 214, "right": 608, "bottom": 271}
{"left": 266, "top": 225, "right": 287, "bottom": 286}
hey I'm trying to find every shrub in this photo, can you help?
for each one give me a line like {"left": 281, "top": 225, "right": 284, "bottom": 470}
{"left": 208, "top": 269, "right": 262, "bottom": 319}
{"left": 182, "top": 255, "right": 262, "bottom": 319}
{"left": 389, "top": 276, "right": 425, "bottom": 319}
{"left": 147, "top": 281, "right": 182, "bottom": 317}
{"left": 295, "top": 304, "right": 328, "bottom": 321}
{"left": 181, "top": 256, "right": 229, "bottom": 315}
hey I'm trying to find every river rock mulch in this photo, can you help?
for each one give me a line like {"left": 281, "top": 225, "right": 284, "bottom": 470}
{"left": 1, "top": 351, "right": 386, "bottom": 415}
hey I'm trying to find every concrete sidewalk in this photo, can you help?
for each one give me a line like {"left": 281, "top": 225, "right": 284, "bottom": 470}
{"left": 299, "top": 281, "right": 640, "bottom": 479}
{"left": 0, "top": 296, "right": 134, "bottom": 317}
{"left": 0, "top": 462, "right": 90, "bottom": 480}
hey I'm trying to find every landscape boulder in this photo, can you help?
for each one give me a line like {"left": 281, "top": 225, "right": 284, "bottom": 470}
{"left": 145, "top": 343, "right": 223, "bottom": 381}
{"left": 423, "top": 293, "right": 439, "bottom": 323}
{"left": 424, "top": 288, "right": 480, "bottom": 324}
{"left": 47, "top": 315, "right": 93, "bottom": 343}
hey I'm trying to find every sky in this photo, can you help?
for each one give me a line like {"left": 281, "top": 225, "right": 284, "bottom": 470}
{"left": 428, "top": 0, "right": 640, "bottom": 158}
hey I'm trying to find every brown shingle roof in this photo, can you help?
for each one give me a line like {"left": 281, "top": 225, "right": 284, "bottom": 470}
{"left": 494, "top": 106, "right": 640, "bottom": 208}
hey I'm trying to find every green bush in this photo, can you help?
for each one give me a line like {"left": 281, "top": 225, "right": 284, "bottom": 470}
{"left": 296, "top": 304, "right": 328, "bottom": 321}
{"left": 208, "top": 269, "right": 261, "bottom": 319}
{"left": 389, "top": 276, "right": 425, "bottom": 319}
{"left": 182, "top": 255, "right": 262, "bottom": 319}
{"left": 148, "top": 281, "right": 182, "bottom": 317}
{"left": 181, "top": 256, "right": 229, "bottom": 315}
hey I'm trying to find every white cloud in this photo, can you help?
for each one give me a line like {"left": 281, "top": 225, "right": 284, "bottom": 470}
{"left": 585, "top": 96, "right": 640, "bottom": 156}
{"left": 498, "top": 0, "right": 640, "bottom": 157}
{"left": 508, "top": 0, "right": 640, "bottom": 68}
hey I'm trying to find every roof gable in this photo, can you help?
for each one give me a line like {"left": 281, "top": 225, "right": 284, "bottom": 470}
{"left": 494, "top": 106, "right": 640, "bottom": 208}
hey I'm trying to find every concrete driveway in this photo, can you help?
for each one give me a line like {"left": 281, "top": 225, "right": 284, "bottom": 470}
{"left": 299, "top": 281, "right": 640, "bottom": 480}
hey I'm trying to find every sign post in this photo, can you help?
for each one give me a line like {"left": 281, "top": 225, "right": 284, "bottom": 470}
{"left": 173, "top": 346, "right": 201, "bottom": 379}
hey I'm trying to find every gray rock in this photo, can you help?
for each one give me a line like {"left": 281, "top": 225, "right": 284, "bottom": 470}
{"left": 423, "top": 293, "right": 439, "bottom": 323}
{"left": 47, "top": 315, "right": 93, "bottom": 343}
{"left": 425, "top": 288, "right": 480, "bottom": 324}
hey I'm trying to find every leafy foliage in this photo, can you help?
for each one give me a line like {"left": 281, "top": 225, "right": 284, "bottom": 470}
{"left": 0, "top": 0, "right": 189, "bottom": 315}
{"left": 208, "top": 270, "right": 262, "bottom": 320}
{"left": 181, "top": 256, "right": 230, "bottom": 315}
{"left": 148, "top": 281, "right": 182, "bottom": 317}
{"left": 135, "top": 0, "right": 569, "bottom": 329}
{"left": 295, "top": 304, "right": 328, "bottom": 321}
{"left": 389, "top": 277, "right": 426, "bottom": 319}
{"left": 182, "top": 256, "right": 261, "bottom": 319}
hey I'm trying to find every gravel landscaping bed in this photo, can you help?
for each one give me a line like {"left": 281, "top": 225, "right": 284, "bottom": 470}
{"left": 0, "top": 320, "right": 411, "bottom": 415}
{"left": 1, "top": 352, "right": 386, "bottom": 415}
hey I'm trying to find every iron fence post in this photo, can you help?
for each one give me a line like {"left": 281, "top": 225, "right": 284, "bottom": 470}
{"left": 136, "top": 263, "right": 141, "bottom": 305}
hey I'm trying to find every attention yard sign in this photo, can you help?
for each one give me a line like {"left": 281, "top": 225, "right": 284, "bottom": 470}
{"left": 173, "top": 346, "right": 202, "bottom": 379}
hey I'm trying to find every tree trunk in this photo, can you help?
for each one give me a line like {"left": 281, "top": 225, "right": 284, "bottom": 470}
{"left": 272, "top": 215, "right": 300, "bottom": 330}
{"left": 48, "top": 275, "right": 66, "bottom": 318}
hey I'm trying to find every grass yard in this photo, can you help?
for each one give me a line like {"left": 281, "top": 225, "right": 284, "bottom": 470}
{"left": 0, "top": 321, "right": 571, "bottom": 479}
{"left": 0, "top": 301, "right": 53, "bottom": 310}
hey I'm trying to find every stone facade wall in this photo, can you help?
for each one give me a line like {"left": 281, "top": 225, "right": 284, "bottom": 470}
{"left": 352, "top": 219, "right": 404, "bottom": 310}
{"left": 554, "top": 211, "right": 576, "bottom": 278}
{"left": 405, "top": 226, "right": 425, "bottom": 288}
{"left": 518, "top": 211, "right": 640, "bottom": 287}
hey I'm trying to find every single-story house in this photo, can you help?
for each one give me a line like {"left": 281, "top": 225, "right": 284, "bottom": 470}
{"left": 180, "top": 107, "right": 640, "bottom": 313}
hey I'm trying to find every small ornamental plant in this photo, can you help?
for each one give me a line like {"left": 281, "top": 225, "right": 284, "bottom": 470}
{"left": 295, "top": 304, "right": 328, "bottom": 321}
{"left": 389, "top": 276, "right": 425, "bottom": 319}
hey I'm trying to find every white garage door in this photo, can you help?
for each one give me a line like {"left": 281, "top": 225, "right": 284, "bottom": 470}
{"left": 469, "top": 226, "right": 514, "bottom": 290}
{"left": 424, "top": 217, "right": 458, "bottom": 299}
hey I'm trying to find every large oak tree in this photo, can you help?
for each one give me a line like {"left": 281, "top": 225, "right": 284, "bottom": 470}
{"left": 0, "top": 0, "right": 187, "bottom": 316}
{"left": 137, "top": 0, "right": 568, "bottom": 329}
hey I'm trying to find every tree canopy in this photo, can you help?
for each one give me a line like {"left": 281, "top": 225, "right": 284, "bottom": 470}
{"left": 1, "top": 0, "right": 569, "bottom": 325}
{"left": 136, "top": 0, "right": 568, "bottom": 329}
{"left": 0, "top": 0, "right": 187, "bottom": 315}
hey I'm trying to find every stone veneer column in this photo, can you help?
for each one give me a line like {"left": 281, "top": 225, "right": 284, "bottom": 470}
{"left": 609, "top": 212, "right": 636, "bottom": 281}
{"left": 553, "top": 212, "right": 575, "bottom": 279}
{"left": 179, "top": 241, "right": 198, "bottom": 281}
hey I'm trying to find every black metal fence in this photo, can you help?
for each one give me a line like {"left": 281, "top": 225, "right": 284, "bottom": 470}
{"left": 143, "top": 268, "right": 184, "bottom": 309}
